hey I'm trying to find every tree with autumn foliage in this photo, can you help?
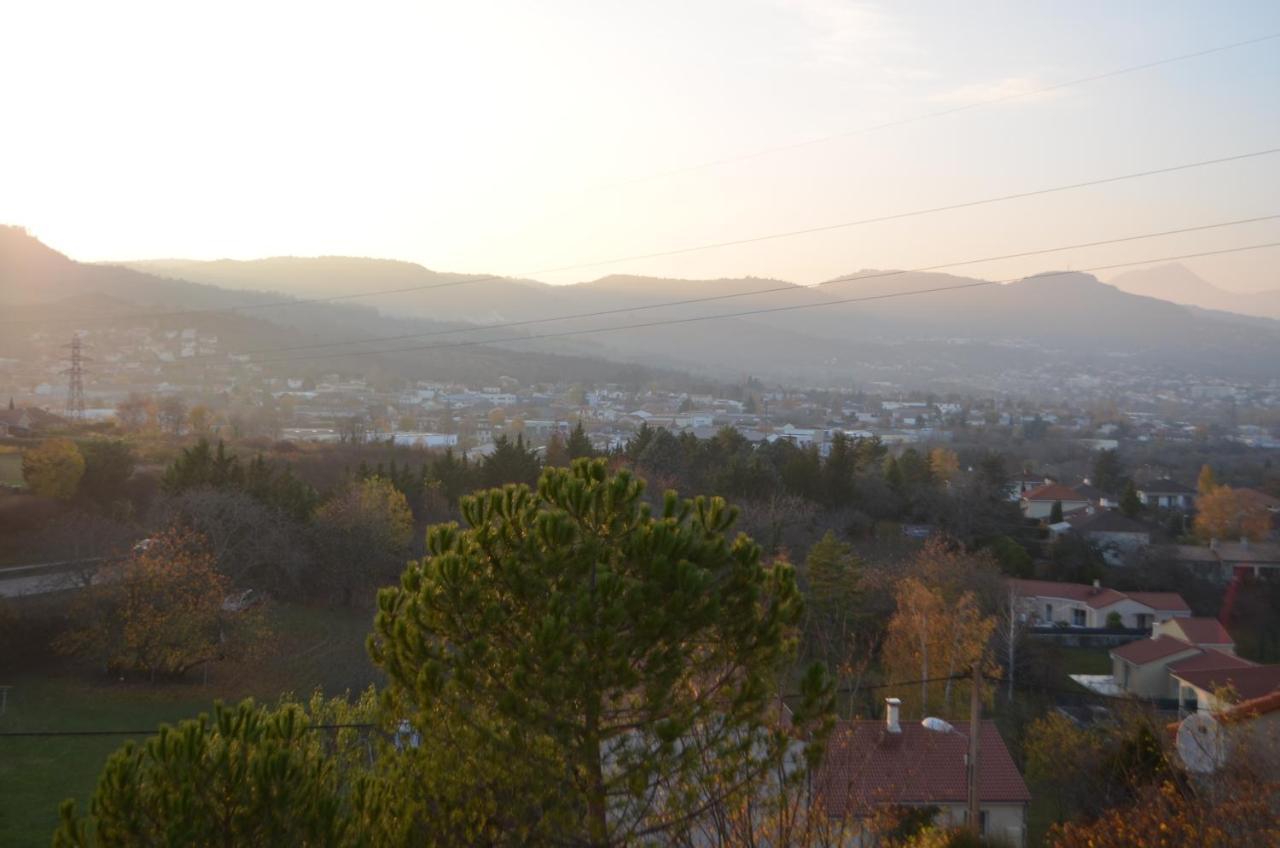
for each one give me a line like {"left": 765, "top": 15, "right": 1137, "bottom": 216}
{"left": 881, "top": 575, "right": 995, "bottom": 719}
{"left": 22, "top": 437, "right": 85, "bottom": 500}
{"left": 56, "top": 528, "right": 261, "bottom": 680}
{"left": 312, "top": 476, "right": 414, "bottom": 606}
{"left": 928, "top": 447, "right": 960, "bottom": 483}
{"left": 1193, "top": 484, "right": 1272, "bottom": 542}
{"left": 1048, "top": 776, "right": 1279, "bottom": 848}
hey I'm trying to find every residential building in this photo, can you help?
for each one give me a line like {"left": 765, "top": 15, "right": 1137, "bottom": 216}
{"left": 1171, "top": 689, "right": 1280, "bottom": 775}
{"left": 1008, "top": 578, "right": 1189, "bottom": 629}
{"left": 1136, "top": 479, "right": 1196, "bottom": 510}
{"left": 1020, "top": 483, "right": 1091, "bottom": 519}
{"left": 812, "top": 698, "right": 1031, "bottom": 846}
{"left": 1084, "top": 618, "right": 1280, "bottom": 704}
{"left": 1170, "top": 540, "right": 1280, "bottom": 580}
{"left": 1048, "top": 510, "right": 1152, "bottom": 565}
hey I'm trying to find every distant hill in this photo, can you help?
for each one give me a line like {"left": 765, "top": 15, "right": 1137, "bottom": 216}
{"left": 6, "top": 226, "right": 1280, "bottom": 389}
{"left": 1108, "top": 263, "right": 1280, "bottom": 320}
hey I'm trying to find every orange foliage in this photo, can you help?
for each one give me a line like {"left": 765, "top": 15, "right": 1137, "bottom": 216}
{"left": 1049, "top": 778, "right": 1280, "bottom": 848}
{"left": 1193, "top": 485, "right": 1272, "bottom": 542}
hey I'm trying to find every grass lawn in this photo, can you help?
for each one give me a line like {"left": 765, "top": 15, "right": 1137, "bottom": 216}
{"left": 1057, "top": 646, "right": 1113, "bottom": 676}
{"left": 0, "top": 453, "right": 23, "bottom": 487}
{"left": 0, "top": 603, "right": 380, "bottom": 846}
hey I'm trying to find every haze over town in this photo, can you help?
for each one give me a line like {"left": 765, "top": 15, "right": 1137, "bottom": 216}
{"left": 1, "top": 3, "right": 1278, "bottom": 847}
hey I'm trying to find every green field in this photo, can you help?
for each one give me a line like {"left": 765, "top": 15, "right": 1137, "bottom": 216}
{"left": 0, "top": 604, "right": 380, "bottom": 846}
{"left": 0, "top": 453, "right": 23, "bottom": 487}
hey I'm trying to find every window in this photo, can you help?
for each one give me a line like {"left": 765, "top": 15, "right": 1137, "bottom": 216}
{"left": 961, "top": 810, "right": 990, "bottom": 835}
{"left": 1072, "top": 609, "right": 1086, "bottom": 627}
{"left": 1045, "top": 603, "right": 1053, "bottom": 621}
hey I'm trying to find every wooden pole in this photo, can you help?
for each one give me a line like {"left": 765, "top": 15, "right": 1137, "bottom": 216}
{"left": 968, "top": 661, "right": 981, "bottom": 836}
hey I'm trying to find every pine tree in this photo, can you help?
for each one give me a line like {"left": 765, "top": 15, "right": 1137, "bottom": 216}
{"left": 1092, "top": 449, "right": 1125, "bottom": 493}
{"left": 566, "top": 421, "right": 594, "bottom": 459}
{"left": 821, "top": 432, "right": 856, "bottom": 506}
{"left": 1120, "top": 480, "right": 1142, "bottom": 518}
{"left": 369, "top": 460, "right": 830, "bottom": 844}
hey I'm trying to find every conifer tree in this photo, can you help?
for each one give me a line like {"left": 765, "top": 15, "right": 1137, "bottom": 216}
{"left": 370, "top": 460, "right": 830, "bottom": 845}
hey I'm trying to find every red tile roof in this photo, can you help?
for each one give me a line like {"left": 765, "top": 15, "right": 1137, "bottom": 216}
{"left": 1125, "top": 592, "right": 1191, "bottom": 613}
{"left": 1167, "top": 618, "right": 1233, "bottom": 645}
{"left": 1168, "top": 649, "right": 1255, "bottom": 675}
{"left": 1222, "top": 688, "right": 1280, "bottom": 723}
{"left": 1111, "top": 635, "right": 1200, "bottom": 665}
{"left": 812, "top": 719, "right": 1031, "bottom": 816}
{"left": 1023, "top": 483, "right": 1089, "bottom": 502}
{"left": 1007, "top": 579, "right": 1188, "bottom": 612}
{"left": 1172, "top": 665, "right": 1280, "bottom": 701}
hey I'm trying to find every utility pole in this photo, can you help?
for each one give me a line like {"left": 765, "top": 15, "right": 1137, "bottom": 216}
{"left": 967, "top": 661, "right": 981, "bottom": 836}
{"left": 63, "top": 334, "right": 87, "bottom": 420}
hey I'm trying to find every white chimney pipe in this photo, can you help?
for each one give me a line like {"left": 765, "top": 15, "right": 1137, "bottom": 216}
{"left": 886, "top": 697, "right": 902, "bottom": 734}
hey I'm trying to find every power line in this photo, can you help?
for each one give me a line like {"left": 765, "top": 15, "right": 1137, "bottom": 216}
{"left": 7, "top": 146, "right": 1279, "bottom": 330}
{"left": 0, "top": 722, "right": 377, "bottom": 739}
{"left": 233, "top": 213, "right": 1280, "bottom": 359}
{"left": 247, "top": 240, "right": 1280, "bottom": 367}
{"left": 596, "top": 32, "right": 1280, "bottom": 190}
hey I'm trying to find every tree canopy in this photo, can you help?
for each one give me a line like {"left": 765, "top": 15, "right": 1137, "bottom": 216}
{"left": 369, "top": 459, "right": 829, "bottom": 845}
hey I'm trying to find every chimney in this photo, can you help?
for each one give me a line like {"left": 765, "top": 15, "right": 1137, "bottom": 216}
{"left": 1092, "top": 579, "right": 1101, "bottom": 588}
{"left": 885, "top": 697, "right": 901, "bottom": 734}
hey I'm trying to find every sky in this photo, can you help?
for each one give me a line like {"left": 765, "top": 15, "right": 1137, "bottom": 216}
{"left": 2, "top": 0, "right": 1279, "bottom": 291}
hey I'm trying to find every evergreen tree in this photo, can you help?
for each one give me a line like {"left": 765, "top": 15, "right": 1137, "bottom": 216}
{"left": 544, "top": 431, "right": 570, "bottom": 468}
{"left": 1092, "top": 449, "right": 1125, "bottom": 493}
{"left": 161, "top": 438, "right": 243, "bottom": 492}
{"left": 54, "top": 701, "right": 368, "bottom": 847}
{"left": 480, "top": 434, "right": 541, "bottom": 488}
{"left": 1120, "top": 480, "right": 1142, "bottom": 518}
{"left": 820, "top": 432, "right": 856, "bottom": 506}
{"left": 625, "top": 422, "right": 655, "bottom": 462}
{"left": 369, "top": 460, "right": 831, "bottom": 844}
{"left": 883, "top": 455, "right": 905, "bottom": 492}
{"left": 566, "top": 421, "right": 594, "bottom": 459}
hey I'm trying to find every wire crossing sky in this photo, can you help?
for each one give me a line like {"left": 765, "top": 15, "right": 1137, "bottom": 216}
{"left": 2, "top": 1, "right": 1279, "bottom": 290}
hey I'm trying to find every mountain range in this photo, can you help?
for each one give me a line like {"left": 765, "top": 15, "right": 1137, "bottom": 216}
{"left": 3, "top": 225, "right": 1279, "bottom": 390}
{"left": 1108, "top": 263, "right": 1280, "bottom": 321}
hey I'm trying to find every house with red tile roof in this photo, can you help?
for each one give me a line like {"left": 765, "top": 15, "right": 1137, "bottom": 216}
{"left": 812, "top": 698, "right": 1031, "bottom": 846}
{"left": 1019, "top": 483, "right": 1090, "bottom": 520}
{"left": 1080, "top": 616, "right": 1280, "bottom": 706}
{"left": 1007, "top": 578, "right": 1189, "bottom": 630}
{"left": 1172, "top": 664, "right": 1280, "bottom": 714}
{"left": 1156, "top": 617, "right": 1234, "bottom": 652}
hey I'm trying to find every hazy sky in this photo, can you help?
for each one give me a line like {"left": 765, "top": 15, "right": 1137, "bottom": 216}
{"left": 3, "top": 1, "right": 1279, "bottom": 291}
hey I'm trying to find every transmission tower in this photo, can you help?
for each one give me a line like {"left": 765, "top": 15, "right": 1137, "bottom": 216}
{"left": 63, "top": 335, "right": 87, "bottom": 420}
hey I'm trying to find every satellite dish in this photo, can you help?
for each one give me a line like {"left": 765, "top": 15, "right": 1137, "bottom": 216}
{"left": 1176, "top": 712, "right": 1226, "bottom": 774}
{"left": 921, "top": 717, "right": 955, "bottom": 734}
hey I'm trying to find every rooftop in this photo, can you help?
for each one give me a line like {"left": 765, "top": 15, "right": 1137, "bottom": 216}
{"left": 1164, "top": 617, "right": 1233, "bottom": 646}
{"left": 1172, "top": 665, "right": 1280, "bottom": 701}
{"left": 1023, "top": 483, "right": 1089, "bottom": 503}
{"left": 1167, "top": 649, "right": 1255, "bottom": 675}
{"left": 1138, "top": 478, "right": 1195, "bottom": 495}
{"left": 1008, "top": 578, "right": 1188, "bottom": 612}
{"left": 1111, "top": 635, "right": 1201, "bottom": 666}
{"left": 812, "top": 719, "right": 1030, "bottom": 816}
